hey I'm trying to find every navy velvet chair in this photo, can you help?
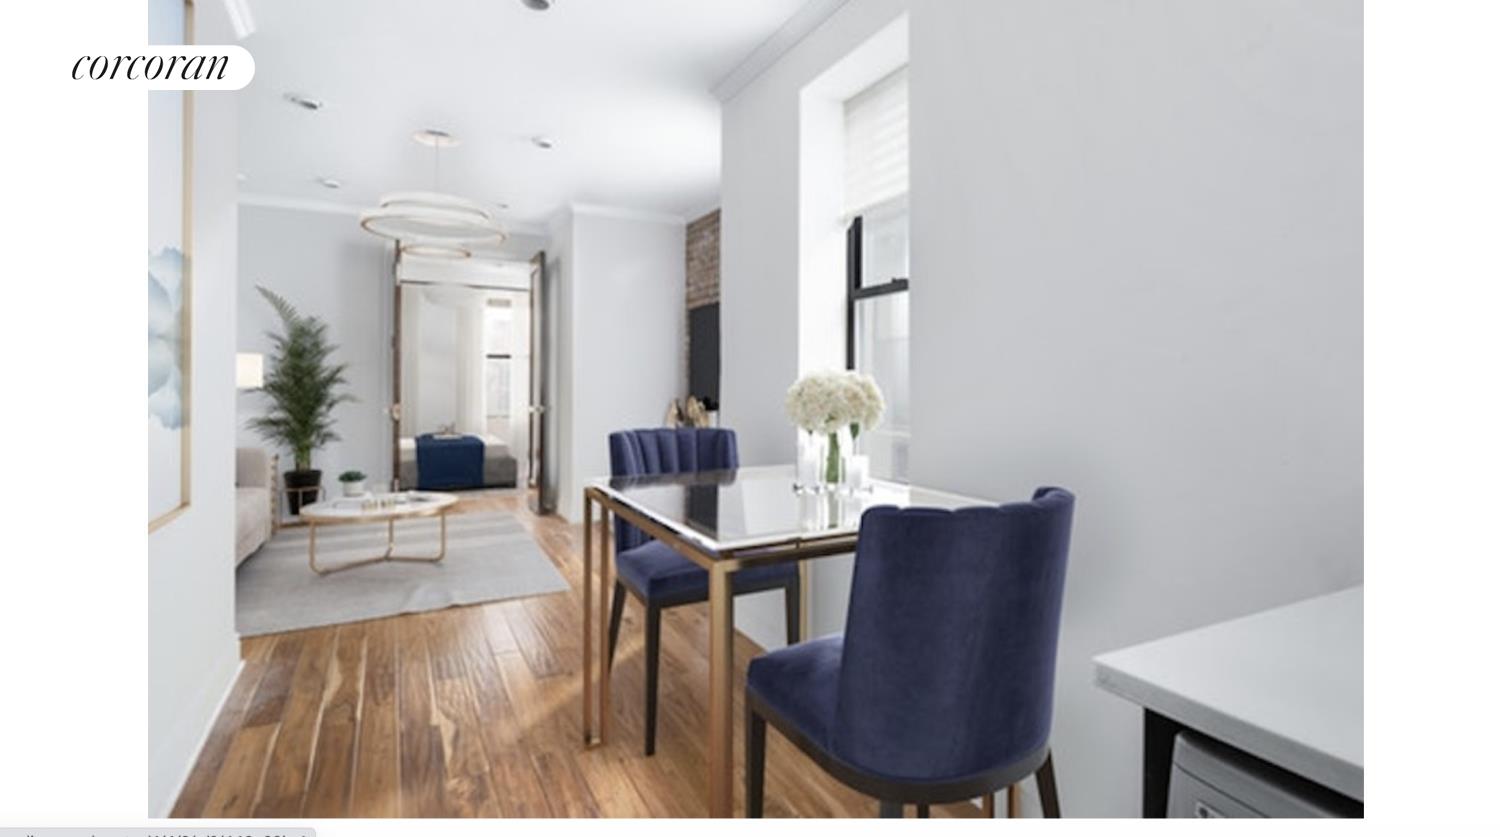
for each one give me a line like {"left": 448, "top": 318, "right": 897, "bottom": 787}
{"left": 606, "top": 427, "right": 801, "bottom": 756}
{"left": 745, "top": 487, "right": 1075, "bottom": 818}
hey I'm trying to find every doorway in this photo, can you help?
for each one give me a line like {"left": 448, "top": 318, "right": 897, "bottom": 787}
{"left": 390, "top": 252, "right": 549, "bottom": 498}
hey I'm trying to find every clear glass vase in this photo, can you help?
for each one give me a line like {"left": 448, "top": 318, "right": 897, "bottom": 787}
{"left": 795, "top": 427, "right": 858, "bottom": 494}
{"left": 794, "top": 430, "right": 827, "bottom": 494}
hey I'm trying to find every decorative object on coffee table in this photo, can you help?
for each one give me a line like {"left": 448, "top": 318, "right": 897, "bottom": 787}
{"left": 248, "top": 286, "right": 354, "bottom": 515}
{"left": 298, "top": 491, "right": 458, "bottom": 575}
{"left": 338, "top": 470, "right": 367, "bottom": 497}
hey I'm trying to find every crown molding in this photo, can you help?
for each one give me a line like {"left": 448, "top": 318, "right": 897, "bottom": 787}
{"left": 237, "top": 192, "right": 548, "bottom": 237}
{"left": 501, "top": 222, "right": 550, "bottom": 239}
{"left": 712, "top": 0, "right": 853, "bottom": 102}
{"left": 682, "top": 199, "right": 722, "bottom": 227}
{"left": 237, "top": 192, "right": 363, "bottom": 216}
{"left": 569, "top": 202, "right": 685, "bottom": 226}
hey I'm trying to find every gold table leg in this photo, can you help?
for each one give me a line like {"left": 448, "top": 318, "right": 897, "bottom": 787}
{"left": 798, "top": 560, "right": 810, "bottom": 640}
{"left": 582, "top": 492, "right": 595, "bottom": 744}
{"left": 308, "top": 511, "right": 449, "bottom": 575}
{"left": 707, "top": 564, "right": 734, "bottom": 817}
{"left": 597, "top": 505, "right": 612, "bottom": 743}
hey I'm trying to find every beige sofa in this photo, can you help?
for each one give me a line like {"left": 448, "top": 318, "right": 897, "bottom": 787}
{"left": 235, "top": 447, "right": 277, "bottom": 565}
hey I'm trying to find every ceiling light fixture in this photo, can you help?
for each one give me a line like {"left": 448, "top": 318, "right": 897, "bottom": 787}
{"left": 530, "top": 135, "right": 555, "bottom": 150}
{"left": 413, "top": 128, "right": 460, "bottom": 148}
{"left": 359, "top": 129, "right": 506, "bottom": 259}
{"left": 284, "top": 92, "right": 323, "bottom": 111}
{"left": 521, "top": 0, "right": 554, "bottom": 10}
{"left": 317, "top": 176, "right": 342, "bottom": 190}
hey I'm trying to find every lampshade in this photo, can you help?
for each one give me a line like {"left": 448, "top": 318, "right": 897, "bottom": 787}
{"left": 236, "top": 352, "right": 264, "bottom": 389}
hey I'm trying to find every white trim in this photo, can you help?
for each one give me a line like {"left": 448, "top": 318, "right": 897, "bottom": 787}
{"left": 713, "top": 0, "right": 854, "bottom": 102}
{"left": 683, "top": 199, "right": 723, "bottom": 226}
{"left": 570, "top": 202, "right": 685, "bottom": 226}
{"left": 238, "top": 192, "right": 363, "bottom": 216}
{"left": 155, "top": 657, "right": 245, "bottom": 817}
{"left": 238, "top": 192, "right": 548, "bottom": 237}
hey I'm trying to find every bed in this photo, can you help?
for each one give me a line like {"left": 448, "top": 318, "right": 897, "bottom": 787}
{"left": 399, "top": 434, "right": 518, "bottom": 490}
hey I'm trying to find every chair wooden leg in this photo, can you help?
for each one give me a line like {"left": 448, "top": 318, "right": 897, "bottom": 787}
{"left": 915, "top": 803, "right": 930, "bottom": 818}
{"left": 981, "top": 793, "right": 995, "bottom": 817}
{"left": 785, "top": 578, "right": 801, "bottom": 645}
{"left": 607, "top": 581, "right": 626, "bottom": 669}
{"left": 879, "top": 801, "right": 903, "bottom": 818}
{"left": 1007, "top": 783, "right": 1022, "bottom": 817}
{"left": 1037, "top": 752, "right": 1060, "bottom": 818}
{"left": 746, "top": 703, "right": 766, "bottom": 818}
{"left": 643, "top": 604, "right": 661, "bottom": 756}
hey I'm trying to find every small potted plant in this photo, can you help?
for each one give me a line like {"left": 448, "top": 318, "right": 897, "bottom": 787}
{"left": 339, "top": 470, "right": 367, "bottom": 497}
{"left": 248, "top": 286, "right": 354, "bottom": 514}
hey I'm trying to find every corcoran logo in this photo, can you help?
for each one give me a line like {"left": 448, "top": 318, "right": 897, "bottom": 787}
{"left": 71, "top": 45, "right": 254, "bottom": 90}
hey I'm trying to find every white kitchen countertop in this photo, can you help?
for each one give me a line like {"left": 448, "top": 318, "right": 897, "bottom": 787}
{"left": 1094, "top": 586, "right": 1363, "bottom": 801}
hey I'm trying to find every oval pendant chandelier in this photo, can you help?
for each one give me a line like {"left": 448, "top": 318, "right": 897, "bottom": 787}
{"left": 359, "top": 129, "right": 506, "bottom": 257}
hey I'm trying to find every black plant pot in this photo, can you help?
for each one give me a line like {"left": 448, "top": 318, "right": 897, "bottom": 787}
{"left": 284, "top": 469, "right": 323, "bottom": 516}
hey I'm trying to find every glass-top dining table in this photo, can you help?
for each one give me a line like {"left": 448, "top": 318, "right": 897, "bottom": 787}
{"left": 579, "top": 464, "right": 991, "bottom": 817}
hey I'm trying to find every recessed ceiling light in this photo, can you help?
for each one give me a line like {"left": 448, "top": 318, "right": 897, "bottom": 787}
{"left": 530, "top": 135, "right": 555, "bottom": 150}
{"left": 521, "top": 0, "right": 554, "bottom": 10}
{"left": 317, "top": 176, "right": 342, "bottom": 190}
{"left": 495, "top": 200, "right": 511, "bottom": 210}
{"left": 284, "top": 93, "right": 324, "bottom": 111}
{"left": 413, "top": 128, "right": 460, "bottom": 148}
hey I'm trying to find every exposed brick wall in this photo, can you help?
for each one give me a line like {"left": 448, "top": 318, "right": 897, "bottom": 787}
{"left": 686, "top": 210, "right": 721, "bottom": 309}
{"left": 684, "top": 210, "right": 720, "bottom": 402}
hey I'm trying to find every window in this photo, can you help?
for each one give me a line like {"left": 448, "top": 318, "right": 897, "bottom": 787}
{"left": 845, "top": 66, "right": 909, "bottom": 482}
{"left": 483, "top": 301, "right": 513, "bottom": 439}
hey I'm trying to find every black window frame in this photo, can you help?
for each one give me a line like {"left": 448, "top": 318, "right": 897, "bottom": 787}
{"left": 844, "top": 214, "right": 910, "bottom": 370}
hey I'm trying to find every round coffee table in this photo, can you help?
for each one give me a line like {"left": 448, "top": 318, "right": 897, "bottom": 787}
{"left": 298, "top": 492, "right": 459, "bottom": 575}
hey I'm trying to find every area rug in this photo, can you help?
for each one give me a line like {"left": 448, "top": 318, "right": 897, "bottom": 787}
{"left": 236, "top": 510, "right": 568, "bottom": 637}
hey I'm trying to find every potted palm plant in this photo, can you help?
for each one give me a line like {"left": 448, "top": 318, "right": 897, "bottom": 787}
{"left": 248, "top": 286, "right": 354, "bottom": 515}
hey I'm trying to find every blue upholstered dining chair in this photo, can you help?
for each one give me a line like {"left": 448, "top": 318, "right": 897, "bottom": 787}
{"left": 745, "top": 487, "right": 1075, "bottom": 818}
{"left": 606, "top": 427, "right": 802, "bottom": 756}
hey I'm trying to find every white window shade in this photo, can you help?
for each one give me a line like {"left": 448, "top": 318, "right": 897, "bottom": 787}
{"left": 844, "top": 66, "right": 909, "bottom": 217}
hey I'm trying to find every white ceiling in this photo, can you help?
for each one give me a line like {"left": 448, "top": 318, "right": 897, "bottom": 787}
{"left": 236, "top": 0, "right": 812, "bottom": 231}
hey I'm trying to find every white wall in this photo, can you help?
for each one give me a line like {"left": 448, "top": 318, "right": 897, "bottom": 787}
{"left": 545, "top": 209, "right": 574, "bottom": 513}
{"left": 553, "top": 207, "right": 687, "bottom": 521}
{"left": 236, "top": 205, "right": 395, "bottom": 493}
{"left": 147, "top": 0, "right": 242, "bottom": 815}
{"left": 720, "top": 0, "right": 911, "bottom": 654}
{"left": 719, "top": 0, "right": 1362, "bottom": 817}
{"left": 907, "top": 0, "right": 1362, "bottom": 815}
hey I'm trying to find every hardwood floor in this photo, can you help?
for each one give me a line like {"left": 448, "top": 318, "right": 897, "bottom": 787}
{"left": 172, "top": 492, "right": 983, "bottom": 818}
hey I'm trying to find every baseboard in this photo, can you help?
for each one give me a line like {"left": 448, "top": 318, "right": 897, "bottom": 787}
{"left": 154, "top": 657, "right": 244, "bottom": 817}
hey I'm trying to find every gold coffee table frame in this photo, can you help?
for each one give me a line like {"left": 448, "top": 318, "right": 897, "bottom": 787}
{"left": 298, "top": 493, "right": 459, "bottom": 575}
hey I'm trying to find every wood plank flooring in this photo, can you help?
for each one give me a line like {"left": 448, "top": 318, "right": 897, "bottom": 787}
{"left": 172, "top": 492, "right": 983, "bottom": 818}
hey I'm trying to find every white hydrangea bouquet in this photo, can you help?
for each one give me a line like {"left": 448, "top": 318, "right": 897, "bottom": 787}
{"left": 785, "top": 370, "right": 885, "bottom": 489}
